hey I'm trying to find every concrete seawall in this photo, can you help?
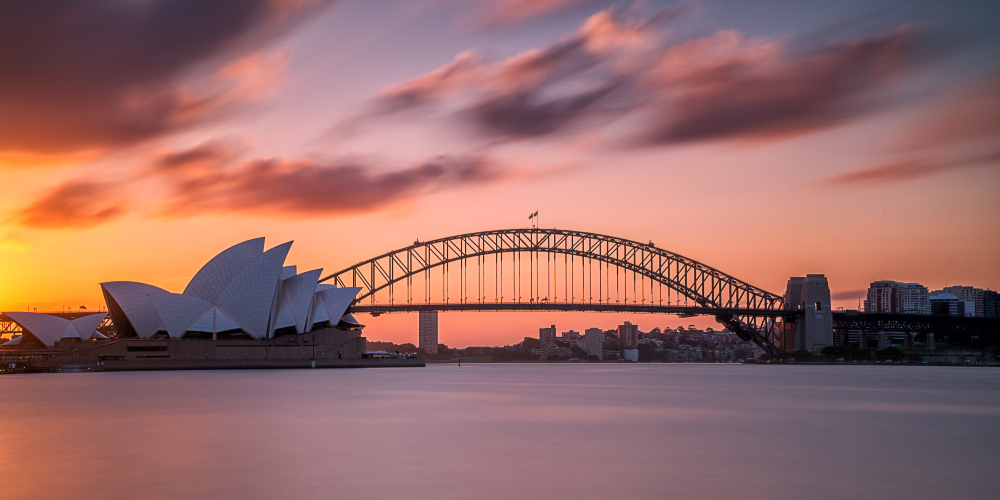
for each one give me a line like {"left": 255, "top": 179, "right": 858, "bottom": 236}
{"left": 3, "top": 326, "right": 424, "bottom": 373}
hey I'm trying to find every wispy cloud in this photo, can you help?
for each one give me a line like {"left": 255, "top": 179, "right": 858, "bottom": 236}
{"left": 12, "top": 180, "right": 125, "bottom": 229}
{"left": 637, "top": 25, "right": 916, "bottom": 144}
{"left": 9, "top": 140, "right": 512, "bottom": 230}
{"left": 0, "top": 0, "right": 335, "bottom": 157}
{"left": 345, "top": 7, "right": 922, "bottom": 149}
{"left": 823, "top": 151, "right": 1000, "bottom": 186}
{"left": 475, "top": 0, "right": 596, "bottom": 27}
{"left": 831, "top": 290, "right": 866, "bottom": 301}
{"left": 152, "top": 144, "right": 504, "bottom": 217}
{"left": 893, "top": 74, "right": 1000, "bottom": 152}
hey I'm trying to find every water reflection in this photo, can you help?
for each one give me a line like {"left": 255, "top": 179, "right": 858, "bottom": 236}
{"left": 1, "top": 365, "right": 997, "bottom": 499}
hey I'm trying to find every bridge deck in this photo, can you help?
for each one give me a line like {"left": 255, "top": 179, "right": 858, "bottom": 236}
{"left": 349, "top": 303, "right": 793, "bottom": 317}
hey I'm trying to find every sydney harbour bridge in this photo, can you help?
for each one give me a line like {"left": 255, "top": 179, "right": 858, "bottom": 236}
{"left": 3, "top": 228, "right": 996, "bottom": 355}
{"left": 320, "top": 228, "right": 787, "bottom": 352}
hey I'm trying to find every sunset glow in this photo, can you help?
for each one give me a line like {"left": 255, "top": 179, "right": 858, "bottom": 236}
{"left": 1, "top": 0, "right": 997, "bottom": 347}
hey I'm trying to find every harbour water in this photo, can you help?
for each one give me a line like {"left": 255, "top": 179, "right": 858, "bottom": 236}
{"left": 1, "top": 364, "right": 998, "bottom": 499}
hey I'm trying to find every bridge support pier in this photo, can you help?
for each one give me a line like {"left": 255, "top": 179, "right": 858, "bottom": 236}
{"left": 419, "top": 311, "right": 438, "bottom": 354}
{"left": 783, "top": 274, "right": 834, "bottom": 353}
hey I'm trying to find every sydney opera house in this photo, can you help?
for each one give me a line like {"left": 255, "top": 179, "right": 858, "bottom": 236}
{"left": 1, "top": 238, "right": 422, "bottom": 372}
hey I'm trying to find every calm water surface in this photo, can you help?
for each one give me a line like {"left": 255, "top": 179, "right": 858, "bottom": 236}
{"left": 1, "top": 364, "right": 998, "bottom": 499}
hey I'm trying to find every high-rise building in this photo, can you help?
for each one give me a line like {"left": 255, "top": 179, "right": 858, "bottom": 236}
{"left": 584, "top": 327, "right": 604, "bottom": 359}
{"left": 897, "top": 283, "right": 930, "bottom": 315}
{"left": 941, "top": 286, "right": 985, "bottom": 317}
{"left": 866, "top": 281, "right": 899, "bottom": 313}
{"left": 866, "top": 281, "right": 930, "bottom": 315}
{"left": 539, "top": 325, "right": 556, "bottom": 345}
{"left": 419, "top": 311, "right": 438, "bottom": 354}
{"left": 983, "top": 290, "right": 999, "bottom": 319}
{"left": 618, "top": 321, "right": 638, "bottom": 348}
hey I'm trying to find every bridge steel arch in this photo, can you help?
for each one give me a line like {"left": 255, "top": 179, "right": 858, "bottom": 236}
{"left": 320, "top": 228, "right": 787, "bottom": 353}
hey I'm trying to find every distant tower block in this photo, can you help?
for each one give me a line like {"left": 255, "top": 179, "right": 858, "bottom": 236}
{"left": 419, "top": 311, "right": 438, "bottom": 354}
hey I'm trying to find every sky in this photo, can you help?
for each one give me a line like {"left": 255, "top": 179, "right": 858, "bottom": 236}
{"left": 1, "top": 0, "right": 998, "bottom": 347}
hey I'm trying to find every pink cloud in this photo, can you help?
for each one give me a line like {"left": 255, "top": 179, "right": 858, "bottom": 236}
{"left": 896, "top": 74, "right": 1000, "bottom": 152}
{"left": 354, "top": 9, "right": 922, "bottom": 147}
{"left": 13, "top": 180, "right": 125, "bottom": 229}
{"left": 480, "top": 0, "right": 593, "bottom": 26}
{"left": 823, "top": 150, "right": 1000, "bottom": 186}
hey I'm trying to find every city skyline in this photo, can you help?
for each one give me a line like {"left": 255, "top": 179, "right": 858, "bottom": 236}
{"left": 1, "top": 0, "right": 998, "bottom": 348}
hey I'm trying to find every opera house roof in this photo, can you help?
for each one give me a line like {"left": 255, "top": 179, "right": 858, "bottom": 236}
{"left": 3, "top": 238, "right": 360, "bottom": 346}
{"left": 2, "top": 312, "right": 107, "bottom": 347}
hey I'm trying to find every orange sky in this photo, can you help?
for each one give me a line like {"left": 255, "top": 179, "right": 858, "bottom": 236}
{"left": 1, "top": 1, "right": 998, "bottom": 347}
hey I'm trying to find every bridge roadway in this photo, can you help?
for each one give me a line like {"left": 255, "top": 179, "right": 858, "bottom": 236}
{"left": 350, "top": 303, "right": 795, "bottom": 318}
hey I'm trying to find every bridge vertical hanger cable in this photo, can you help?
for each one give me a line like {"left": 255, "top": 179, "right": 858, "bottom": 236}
{"left": 459, "top": 241, "right": 463, "bottom": 304}
{"left": 598, "top": 257, "right": 602, "bottom": 304}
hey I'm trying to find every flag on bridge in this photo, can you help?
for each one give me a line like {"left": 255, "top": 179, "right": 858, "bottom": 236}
{"left": 528, "top": 211, "right": 538, "bottom": 220}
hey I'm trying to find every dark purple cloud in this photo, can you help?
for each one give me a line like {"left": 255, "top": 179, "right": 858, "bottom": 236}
{"left": 357, "top": 9, "right": 924, "bottom": 147}
{"left": 12, "top": 141, "right": 506, "bottom": 229}
{"left": 0, "top": 0, "right": 335, "bottom": 155}
{"left": 154, "top": 144, "right": 503, "bottom": 217}
{"left": 641, "top": 26, "right": 918, "bottom": 144}
{"left": 466, "top": 81, "right": 621, "bottom": 139}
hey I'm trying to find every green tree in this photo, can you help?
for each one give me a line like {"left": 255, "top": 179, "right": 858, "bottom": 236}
{"left": 876, "top": 347, "right": 905, "bottom": 362}
{"left": 790, "top": 350, "right": 815, "bottom": 362}
{"left": 637, "top": 343, "right": 656, "bottom": 362}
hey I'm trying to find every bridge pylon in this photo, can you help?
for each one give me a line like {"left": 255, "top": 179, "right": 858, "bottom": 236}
{"left": 781, "top": 274, "right": 833, "bottom": 353}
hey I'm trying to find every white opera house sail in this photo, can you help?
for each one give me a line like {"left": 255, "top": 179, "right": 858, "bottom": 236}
{"left": 99, "top": 238, "right": 361, "bottom": 340}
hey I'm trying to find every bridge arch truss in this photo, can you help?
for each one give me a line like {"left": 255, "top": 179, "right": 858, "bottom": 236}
{"left": 320, "top": 228, "right": 787, "bottom": 352}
